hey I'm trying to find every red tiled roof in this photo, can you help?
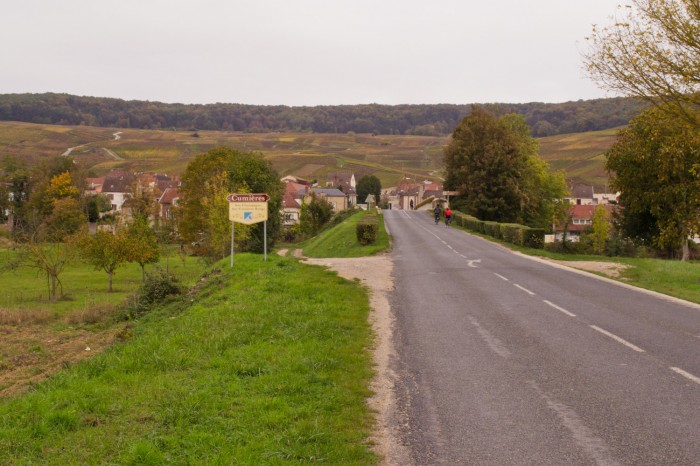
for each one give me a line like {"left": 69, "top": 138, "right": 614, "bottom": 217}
{"left": 159, "top": 187, "right": 179, "bottom": 205}
{"left": 282, "top": 193, "right": 301, "bottom": 209}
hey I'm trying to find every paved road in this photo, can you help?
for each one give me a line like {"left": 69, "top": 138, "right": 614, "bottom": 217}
{"left": 385, "top": 208, "right": 700, "bottom": 465}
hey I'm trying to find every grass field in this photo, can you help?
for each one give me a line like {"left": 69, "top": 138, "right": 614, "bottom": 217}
{"left": 300, "top": 210, "right": 391, "bottom": 258}
{"left": 0, "top": 253, "right": 378, "bottom": 464}
{"left": 0, "top": 246, "right": 208, "bottom": 397}
{"left": 0, "top": 246, "right": 204, "bottom": 315}
{"left": 538, "top": 127, "right": 620, "bottom": 188}
{"left": 0, "top": 121, "right": 620, "bottom": 189}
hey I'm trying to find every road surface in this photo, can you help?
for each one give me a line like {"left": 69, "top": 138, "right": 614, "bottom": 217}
{"left": 385, "top": 208, "right": 700, "bottom": 465}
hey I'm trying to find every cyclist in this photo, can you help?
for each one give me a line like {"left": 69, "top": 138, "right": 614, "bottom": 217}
{"left": 433, "top": 204, "right": 441, "bottom": 224}
{"left": 444, "top": 206, "right": 452, "bottom": 226}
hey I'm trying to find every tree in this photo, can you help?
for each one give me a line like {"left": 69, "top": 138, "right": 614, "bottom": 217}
{"left": 124, "top": 216, "right": 160, "bottom": 281}
{"left": 356, "top": 175, "right": 382, "bottom": 206}
{"left": 605, "top": 106, "right": 700, "bottom": 260}
{"left": 500, "top": 114, "right": 568, "bottom": 229}
{"left": 47, "top": 171, "right": 80, "bottom": 200}
{"left": 40, "top": 197, "right": 86, "bottom": 242}
{"left": 19, "top": 239, "right": 77, "bottom": 301}
{"left": 199, "top": 172, "right": 251, "bottom": 261}
{"left": 590, "top": 205, "right": 611, "bottom": 254}
{"left": 444, "top": 107, "right": 565, "bottom": 225}
{"left": 300, "top": 193, "right": 333, "bottom": 237}
{"left": 583, "top": 0, "right": 700, "bottom": 127}
{"left": 86, "top": 194, "right": 112, "bottom": 222}
{"left": 178, "top": 146, "right": 283, "bottom": 258}
{"left": 74, "top": 231, "right": 130, "bottom": 291}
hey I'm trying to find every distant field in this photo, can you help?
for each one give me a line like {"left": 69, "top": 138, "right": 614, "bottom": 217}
{"left": 0, "top": 121, "right": 620, "bottom": 187}
{"left": 538, "top": 127, "right": 620, "bottom": 188}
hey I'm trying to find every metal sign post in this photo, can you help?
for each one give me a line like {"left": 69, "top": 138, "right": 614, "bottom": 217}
{"left": 227, "top": 193, "right": 270, "bottom": 267}
{"left": 230, "top": 220, "right": 235, "bottom": 267}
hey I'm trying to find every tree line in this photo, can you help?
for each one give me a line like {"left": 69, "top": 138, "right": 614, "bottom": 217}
{"left": 0, "top": 93, "right": 646, "bottom": 137}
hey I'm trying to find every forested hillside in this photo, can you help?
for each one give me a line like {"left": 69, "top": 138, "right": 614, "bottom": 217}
{"left": 0, "top": 93, "right": 646, "bottom": 137}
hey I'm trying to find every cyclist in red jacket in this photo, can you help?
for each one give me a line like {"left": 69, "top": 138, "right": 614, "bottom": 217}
{"left": 444, "top": 207, "right": 452, "bottom": 226}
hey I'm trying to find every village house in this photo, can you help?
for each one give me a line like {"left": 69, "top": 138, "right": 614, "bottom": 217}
{"left": 391, "top": 177, "right": 444, "bottom": 210}
{"left": 308, "top": 188, "right": 347, "bottom": 211}
{"left": 566, "top": 183, "right": 618, "bottom": 206}
{"left": 552, "top": 204, "right": 617, "bottom": 242}
{"left": 326, "top": 172, "right": 357, "bottom": 207}
{"left": 158, "top": 187, "right": 180, "bottom": 219}
{"left": 101, "top": 170, "right": 135, "bottom": 212}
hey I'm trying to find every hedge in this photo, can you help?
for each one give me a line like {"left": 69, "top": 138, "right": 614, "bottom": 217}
{"left": 451, "top": 211, "right": 545, "bottom": 249}
{"left": 356, "top": 215, "right": 379, "bottom": 245}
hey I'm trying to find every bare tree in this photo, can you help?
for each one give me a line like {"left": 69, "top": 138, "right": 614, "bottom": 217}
{"left": 583, "top": 0, "right": 700, "bottom": 126}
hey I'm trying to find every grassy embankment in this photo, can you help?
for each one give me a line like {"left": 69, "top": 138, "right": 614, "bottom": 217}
{"left": 299, "top": 210, "right": 390, "bottom": 258}
{"left": 0, "top": 213, "right": 392, "bottom": 463}
{"left": 0, "top": 252, "right": 379, "bottom": 464}
{"left": 525, "top": 249, "right": 700, "bottom": 305}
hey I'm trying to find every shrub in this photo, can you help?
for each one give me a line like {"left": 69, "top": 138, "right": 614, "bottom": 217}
{"left": 356, "top": 215, "right": 379, "bottom": 245}
{"left": 120, "top": 268, "right": 182, "bottom": 320}
{"left": 523, "top": 228, "right": 546, "bottom": 249}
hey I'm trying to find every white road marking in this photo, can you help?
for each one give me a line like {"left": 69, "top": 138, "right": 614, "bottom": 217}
{"left": 530, "top": 381, "right": 622, "bottom": 466}
{"left": 543, "top": 300, "right": 576, "bottom": 317}
{"left": 494, "top": 273, "right": 509, "bottom": 281}
{"left": 590, "top": 325, "right": 645, "bottom": 352}
{"left": 466, "top": 259, "right": 481, "bottom": 268}
{"left": 468, "top": 316, "right": 511, "bottom": 358}
{"left": 514, "top": 284, "right": 535, "bottom": 296}
{"left": 670, "top": 367, "right": 700, "bottom": 385}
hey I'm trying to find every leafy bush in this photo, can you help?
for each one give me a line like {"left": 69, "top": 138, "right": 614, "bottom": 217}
{"left": 356, "top": 215, "right": 379, "bottom": 245}
{"left": 523, "top": 228, "right": 546, "bottom": 248}
{"left": 120, "top": 268, "right": 182, "bottom": 320}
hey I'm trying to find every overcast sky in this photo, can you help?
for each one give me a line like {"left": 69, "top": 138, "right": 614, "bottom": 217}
{"left": 2, "top": 0, "right": 624, "bottom": 106}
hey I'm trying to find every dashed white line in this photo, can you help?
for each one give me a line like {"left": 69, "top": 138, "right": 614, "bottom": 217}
{"left": 543, "top": 300, "right": 576, "bottom": 317}
{"left": 670, "top": 367, "right": 700, "bottom": 385}
{"left": 514, "top": 284, "right": 535, "bottom": 296}
{"left": 494, "top": 273, "right": 509, "bottom": 281}
{"left": 590, "top": 325, "right": 645, "bottom": 352}
{"left": 469, "top": 315, "right": 511, "bottom": 358}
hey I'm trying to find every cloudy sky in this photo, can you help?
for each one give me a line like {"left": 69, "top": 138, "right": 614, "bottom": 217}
{"left": 2, "top": 0, "right": 624, "bottom": 106}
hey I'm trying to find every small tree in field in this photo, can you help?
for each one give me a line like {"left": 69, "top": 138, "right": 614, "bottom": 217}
{"left": 591, "top": 205, "right": 611, "bottom": 255}
{"left": 74, "top": 230, "right": 130, "bottom": 292}
{"left": 125, "top": 216, "right": 160, "bottom": 281}
{"left": 19, "top": 239, "right": 76, "bottom": 302}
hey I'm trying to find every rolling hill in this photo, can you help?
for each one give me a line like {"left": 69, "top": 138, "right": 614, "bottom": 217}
{"left": 0, "top": 121, "right": 619, "bottom": 188}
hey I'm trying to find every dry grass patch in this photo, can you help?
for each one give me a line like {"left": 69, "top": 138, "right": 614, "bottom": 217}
{"left": 65, "top": 304, "right": 116, "bottom": 325}
{"left": 0, "top": 308, "right": 55, "bottom": 326}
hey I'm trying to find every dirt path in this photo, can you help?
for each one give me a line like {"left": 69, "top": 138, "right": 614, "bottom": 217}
{"left": 0, "top": 324, "right": 121, "bottom": 398}
{"left": 547, "top": 259, "right": 629, "bottom": 278}
{"left": 302, "top": 254, "right": 410, "bottom": 465}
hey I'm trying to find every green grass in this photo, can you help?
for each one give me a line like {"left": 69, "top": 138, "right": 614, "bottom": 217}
{"left": 301, "top": 210, "right": 391, "bottom": 258}
{"left": 519, "top": 248, "right": 700, "bottom": 304}
{"left": 0, "top": 253, "right": 378, "bottom": 464}
{"left": 0, "top": 246, "right": 205, "bottom": 317}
